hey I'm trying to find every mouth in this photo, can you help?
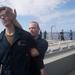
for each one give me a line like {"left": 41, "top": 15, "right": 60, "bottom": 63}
{"left": 2, "top": 19, "right": 6, "bottom": 22}
{"left": 2, "top": 20, "right": 7, "bottom": 25}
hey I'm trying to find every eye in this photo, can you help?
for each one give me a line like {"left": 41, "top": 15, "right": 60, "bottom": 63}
{"left": 29, "top": 28, "right": 31, "bottom": 30}
{"left": 0, "top": 14, "right": 6, "bottom": 18}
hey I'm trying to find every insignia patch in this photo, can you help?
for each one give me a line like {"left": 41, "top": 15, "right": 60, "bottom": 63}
{"left": 17, "top": 40, "right": 26, "bottom": 46}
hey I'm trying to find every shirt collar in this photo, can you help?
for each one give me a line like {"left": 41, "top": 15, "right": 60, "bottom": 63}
{"left": 0, "top": 26, "right": 22, "bottom": 40}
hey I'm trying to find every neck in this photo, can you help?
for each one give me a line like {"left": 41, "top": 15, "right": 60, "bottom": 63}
{"left": 5, "top": 24, "right": 15, "bottom": 36}
{"left": 34, "top": 34, "right": 39, "bottom": 40}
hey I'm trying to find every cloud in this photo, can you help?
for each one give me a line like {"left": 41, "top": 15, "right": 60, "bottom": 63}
{"left": 0, "top": 0, "right": 73, "bottom": 25}
{"left": 0, "top": 0, "right": 69, "bottom": 15}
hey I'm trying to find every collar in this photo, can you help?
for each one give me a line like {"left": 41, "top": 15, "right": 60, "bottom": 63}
{"left": 0, "top": 26, "right": 22, "bottom": 40}
{"left": 35, "top": 35, "right": 41, "bottom": 42}
{"left": 0, "top": 29, "right": 5, "bottom": 40}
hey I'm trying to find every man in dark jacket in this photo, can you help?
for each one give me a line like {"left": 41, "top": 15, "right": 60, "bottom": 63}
{"left": 60, "top": 29, "right": 65, "bottom": 41}
{"left": 0, "top": 6, "right": 39, "bottom": 75}
{"left": 29, "top": 21, "right": 48, "bottom": 75}
{"left": 69, "top": 30, "right": 73, "bottom": 40}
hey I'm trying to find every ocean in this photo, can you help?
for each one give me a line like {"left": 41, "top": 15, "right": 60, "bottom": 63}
{"left": 42, "top": 31, "right": 75, "bottom": 40}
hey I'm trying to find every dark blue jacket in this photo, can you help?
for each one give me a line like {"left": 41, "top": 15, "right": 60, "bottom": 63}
{"left": 0, "top": 26, "right": 36, "bottom": 75}
{"left": 30, "top": 36, "right": 48, "bottom": 75}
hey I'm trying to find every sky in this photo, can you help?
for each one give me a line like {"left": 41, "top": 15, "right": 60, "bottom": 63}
{"left": 0, "top": 0, "right": 75, "bottom": 33}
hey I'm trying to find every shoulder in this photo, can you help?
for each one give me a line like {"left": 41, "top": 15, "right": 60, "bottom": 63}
{"left": 42, "top": 39, "right": 48, "bottom": 45}
{"left": 14, "top": 27, "right": 35, "bottom": 42}
{"left": 0, "top": 29, "right": 5, "bottom": 39}
{"left": 38, "top": 38, "right": 48, "bottom": 45}
{"left": 0, "top": 29, "right": 5, "bottom": 34}
{"left": 15, "top": 26, "right": 32, "bottom": 37}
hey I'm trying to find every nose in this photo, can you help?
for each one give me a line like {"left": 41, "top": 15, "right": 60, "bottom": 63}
{"left": 29, "top": 29, "right": 32, "bottom": 32}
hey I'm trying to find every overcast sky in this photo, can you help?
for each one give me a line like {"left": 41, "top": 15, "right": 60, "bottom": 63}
{"left": 0, "top": 0, "right": 75, "bottom": 32}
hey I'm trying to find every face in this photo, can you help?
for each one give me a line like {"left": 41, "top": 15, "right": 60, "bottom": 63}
{"left": 29, "top": 23, "right": 40, "bottom": 37}
{"left": 0, "top": 10, "right": 11, "bottom": 27}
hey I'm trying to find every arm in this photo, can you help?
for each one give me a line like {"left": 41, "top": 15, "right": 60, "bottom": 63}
{"left": 37, "top": 39, "right": 48, "bottom": 56}
{"left": 40, "top": 68, "right": 46, "bottom": 75}
{"left": 30, "top": 35, "right": 48, "bottom": 57}
{"left": 30, "top": 48, "right": 39, "bottom": 57}
{"left": 32, "top": 39, "right": 48, "bottom": 74}
{"left": 12, "top": 18, "right": 23, "bottom": 29}
{"left": 5, "top": 8, "right": 23, "bottom": 29}
{"left": 27, "top": 33, "right": 40, "bottom": 57}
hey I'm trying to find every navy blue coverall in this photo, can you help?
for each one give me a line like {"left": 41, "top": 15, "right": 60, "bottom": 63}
{"left": 0, "top": 26, "right": 36, "bottom": 75}
{"left": 30, "top": 36, "right": 48, "bottom": 75}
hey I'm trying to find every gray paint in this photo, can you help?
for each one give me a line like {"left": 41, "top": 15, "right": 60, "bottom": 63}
{"left": 45, "top": 54, "right": 75, "bottom": 75}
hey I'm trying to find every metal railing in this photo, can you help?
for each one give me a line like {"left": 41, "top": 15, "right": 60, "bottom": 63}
{"left": 46, "top": 40, "right": 75, "bottom": 54}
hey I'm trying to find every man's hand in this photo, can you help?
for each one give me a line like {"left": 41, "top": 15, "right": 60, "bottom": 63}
{"left": 5, "top": 7, "right": 23, "bottom": 29}
{"left": 5, "top": 7, "right": 16, "bottom": 22}
{"left": 31, "top": 48, "right": 39, "bottom": 57}
{"left": 40, "top": 68, "right": 46, "bottom": 75}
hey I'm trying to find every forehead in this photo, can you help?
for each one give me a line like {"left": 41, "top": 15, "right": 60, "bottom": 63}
{"left": 29, "top": 23, "right": 37, "bottom": 27}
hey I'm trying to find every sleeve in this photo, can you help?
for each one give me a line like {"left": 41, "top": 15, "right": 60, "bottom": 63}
{"left": 27, "top": 33, "right": 37, "bottom": 48}
{"left": 33, "top": 56, "right": 44, "bottom": 69}
{"left": 37, "top": 40, "right": 48, "bottom": 56}
{"left": 32, "top": 40, "right": 48, "bottom": 69}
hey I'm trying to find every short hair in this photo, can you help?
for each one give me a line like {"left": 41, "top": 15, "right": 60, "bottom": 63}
{"left": 0, "top": 6, "right": 12, "bottom": 12}
{"left": 30, "top": 21, "right": 40, "bottom": 29}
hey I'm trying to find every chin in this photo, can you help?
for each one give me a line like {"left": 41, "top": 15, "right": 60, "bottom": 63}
{"left": 31, "top": 34, "right": 33, "bottom": 36}
{"left": 4, "top": 24, "right": 8, "bottom": 27}
{"left": 31, "top": 34, "right": 34, "bottom": 37}
{"left": 4, "top": 23, "right": 10, "bottom": 27}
